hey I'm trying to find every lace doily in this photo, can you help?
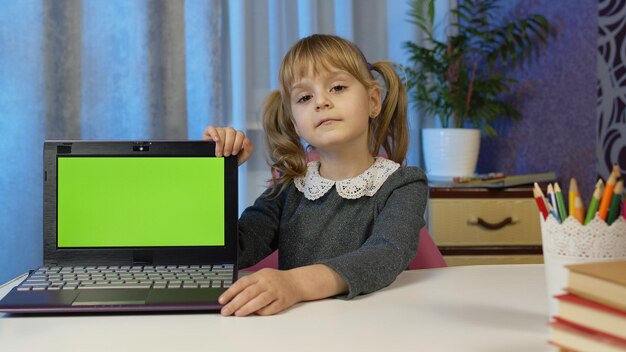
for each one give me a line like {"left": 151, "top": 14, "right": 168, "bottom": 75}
{"left": 294, "top": 157, "right": 400, "bottom": 200}
{"left": 541, "top": 215, "right": 626, "bottom": 258}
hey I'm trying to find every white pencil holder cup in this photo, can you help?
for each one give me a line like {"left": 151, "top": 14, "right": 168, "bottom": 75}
{"left": 540, "top": 215, "right": 626, "bottom": 318}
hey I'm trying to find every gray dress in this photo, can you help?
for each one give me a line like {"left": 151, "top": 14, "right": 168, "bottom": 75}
{"left": 238, "top": 160, "right": 428, "bottom": 299}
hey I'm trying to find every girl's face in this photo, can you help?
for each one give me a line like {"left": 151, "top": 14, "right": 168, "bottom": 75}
{"left": 288, "top": 68, "right": 380, "bottom": 154}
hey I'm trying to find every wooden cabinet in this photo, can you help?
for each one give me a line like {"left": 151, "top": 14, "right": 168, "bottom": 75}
{"left": 428, "top": 186, "right": 544, "bottom": 266}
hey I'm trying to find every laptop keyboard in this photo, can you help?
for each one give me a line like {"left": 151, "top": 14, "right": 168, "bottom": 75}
{"left": 16, "top": 265, "right": 234, "bottom": 291}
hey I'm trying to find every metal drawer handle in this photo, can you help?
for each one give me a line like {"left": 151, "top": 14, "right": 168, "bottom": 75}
{"left": 467, "top": 216, "right": 518, "bottom": 230}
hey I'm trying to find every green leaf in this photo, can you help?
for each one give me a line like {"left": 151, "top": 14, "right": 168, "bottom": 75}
{"left": 402, "top": 0, "right": 551, "bottom": 137}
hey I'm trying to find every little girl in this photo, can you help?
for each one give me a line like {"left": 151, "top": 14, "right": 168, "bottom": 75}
{"left": 203, "top": 34, "right": 428, "bottom": 316}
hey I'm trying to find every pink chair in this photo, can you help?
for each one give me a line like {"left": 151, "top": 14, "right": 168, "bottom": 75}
{"left": 408, "top": 227, "right": 447, "bottom": 270}
{"left": 241, "top": 227, "right": 446, "bottom": 271}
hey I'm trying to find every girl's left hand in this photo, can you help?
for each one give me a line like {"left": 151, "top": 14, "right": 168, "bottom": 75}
{"left": 218, "top": 268, "right": 302, "bottom": 316}
{"left": 202, "top": 126, "right": 254, "bottom": 165}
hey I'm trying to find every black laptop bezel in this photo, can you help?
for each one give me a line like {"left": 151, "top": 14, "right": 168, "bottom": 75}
{"left": 43, "top": 140, "right": 238, "bottom": 267}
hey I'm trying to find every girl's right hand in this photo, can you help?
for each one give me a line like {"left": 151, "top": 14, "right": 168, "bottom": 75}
{"left": 202, "top": 126, "right": 254, "bottom": 165}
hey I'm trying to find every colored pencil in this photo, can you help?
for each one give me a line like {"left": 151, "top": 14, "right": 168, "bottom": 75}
{"left": 596, "top": 178, "right": 605, "bottom": 200}
{"left": 533, "top": 183, "right": 549, "bottom": 220}
{"left": 607, "top": 179, "right": 623, "bottom": 225}
{"left": 573, "top": 197, "right": 585, "bottom": 224}
{"left": 547, "top": 184, "right": 559, "bottom": 220}
{"left": 546, "top": 201, "right": 560, "bottom": 223}
{"left": 568, "top": 178, "right": 578, "bottom": 217}
{"left": 598, "top": 165, "right": 620, "bottom": 220}
{"left": 554, "top": 183, "right": 568, "bottom": 222}
{"left": 584, "top": 183, "right": 603, "bottom": 225}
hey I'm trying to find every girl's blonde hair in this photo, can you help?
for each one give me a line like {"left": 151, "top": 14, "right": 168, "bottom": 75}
{"left": 263, "top": 34, "right": 408, "bottom": 194}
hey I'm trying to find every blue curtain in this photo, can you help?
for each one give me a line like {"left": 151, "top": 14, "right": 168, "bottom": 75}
{"left": 0, "top": 0, "right": 422, "bottom": 283}
{"left": 0, "top": 1, "right": 47, "bottom": 284}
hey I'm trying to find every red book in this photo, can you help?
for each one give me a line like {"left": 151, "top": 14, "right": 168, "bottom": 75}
{"left": 549, "top": 318, "right": 626, "bottom": 352}
{"left": 555, "top": 293, "right": 626, "bottom": 341}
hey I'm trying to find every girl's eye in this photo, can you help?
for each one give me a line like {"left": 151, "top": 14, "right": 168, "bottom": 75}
{"left": 296, "top": 95, "right": 312, "bottom": 104}
{"left": 331, "top": 85, "right": 347, "bottom": 93}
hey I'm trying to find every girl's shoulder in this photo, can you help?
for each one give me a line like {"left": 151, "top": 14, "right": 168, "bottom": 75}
{"left": 379, "top": 165, "right": 427, "bottom": 193}
{"left": 390, "top": 165, "right": 427, "bottom": 183}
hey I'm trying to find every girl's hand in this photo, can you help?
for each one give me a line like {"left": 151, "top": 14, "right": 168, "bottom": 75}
{"left": 218, "top": 268, "right": 302, "bottom": 316}
{"left": 202, "top": 126, "right": 254, "bottom": 165}
{"left": 218, "top": 265, "right": 347, "bottom": 317}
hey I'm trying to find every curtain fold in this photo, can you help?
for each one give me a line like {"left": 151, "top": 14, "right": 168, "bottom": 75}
{"left": 0, "top": 1, "right": 47, "bottom": 284}
{"left": 0, "top": 0, "right": 421, "bottom": 283}
{"left": 185, "top": 0, "right": 225, "bottom": 139}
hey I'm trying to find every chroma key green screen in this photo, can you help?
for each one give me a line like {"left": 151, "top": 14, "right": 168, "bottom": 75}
{"left": 57, "top": 157, "right": 224, "bottom": 247}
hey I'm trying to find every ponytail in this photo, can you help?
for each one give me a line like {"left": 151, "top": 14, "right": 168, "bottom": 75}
{"left": 368, "top": 61, "right": 409, "bottom": 165}
{"left": 262, "top": 90, "right": 307, "bottom": 195}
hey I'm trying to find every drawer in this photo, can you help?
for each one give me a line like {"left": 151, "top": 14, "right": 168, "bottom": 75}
{"left": 428, "top": 198, "right": 541, "bottom": 246}
{"left": 443, "top": 254, "right": 544, "bottom": 266}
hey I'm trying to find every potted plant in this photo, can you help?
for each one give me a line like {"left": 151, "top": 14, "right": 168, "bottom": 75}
{"left": 403, "top": 0, "right": 551, "bottom": 179}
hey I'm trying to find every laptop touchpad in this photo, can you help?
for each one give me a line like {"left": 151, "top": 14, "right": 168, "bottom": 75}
{"left": 72, "top": 290, "right": 148, "bottom": 306}
{"left": 147, "top": 288, "right": 225, "bottom": 304}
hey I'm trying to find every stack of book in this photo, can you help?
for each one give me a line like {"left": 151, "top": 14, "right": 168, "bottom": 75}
{"left": 549, "top": 260, "right": 626, "bottom": 351}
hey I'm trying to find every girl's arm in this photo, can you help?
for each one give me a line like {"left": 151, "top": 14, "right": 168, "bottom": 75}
{"left": 221, "top": 168, "right": 428, "bottom": 316}
{"left": 317, "top": 168, "right": 428, "bottom": 299}
{"left": 202, "top": 126, "right": 280, "bottom": 267}
{"left": 224, "top": 188, "right": 347, "bottom": 316}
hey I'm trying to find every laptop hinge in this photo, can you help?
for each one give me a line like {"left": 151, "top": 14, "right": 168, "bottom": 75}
{"left": 132, "top": 250, "right": 154, "bottom": 266}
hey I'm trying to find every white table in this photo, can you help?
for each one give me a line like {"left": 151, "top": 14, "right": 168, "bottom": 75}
{"left": 0, "top": 264, "right": 551, "bottom": 352}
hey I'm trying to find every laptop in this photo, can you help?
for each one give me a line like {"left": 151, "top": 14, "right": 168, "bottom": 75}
{"left": 0, "top": 140, "right": 238, "bottom": 313}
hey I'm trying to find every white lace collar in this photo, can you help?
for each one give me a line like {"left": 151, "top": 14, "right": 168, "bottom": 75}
{"left": 294, "top": 157, "right": 400, "bottom": 200}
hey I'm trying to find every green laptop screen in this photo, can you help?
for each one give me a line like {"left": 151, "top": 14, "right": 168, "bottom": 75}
{"left": 57, "top": 157, "right": 224, "bottom": 248}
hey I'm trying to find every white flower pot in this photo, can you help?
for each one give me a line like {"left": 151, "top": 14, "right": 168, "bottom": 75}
{"left": 422, "top": 128, "right": 481, "bottom": 179}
